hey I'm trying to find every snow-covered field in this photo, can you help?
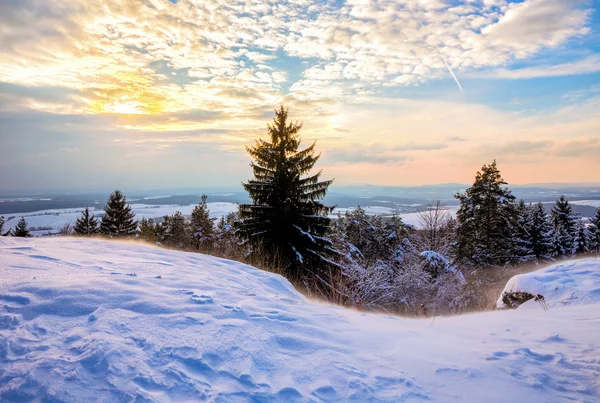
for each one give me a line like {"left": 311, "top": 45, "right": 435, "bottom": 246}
{"left": 3, "top": 203, "right": 458, "bottom": 235}
{"left": 571, "top": 200, "right": 600, "bottom": 208}
{"left": 1, "top": 238, "right": 599, "bottom": 402}
{"left": 330, "top": 206, "right": 458, "bottom": 228}
{"left": 2, "top": 203, "right": 239, "bottom": 235}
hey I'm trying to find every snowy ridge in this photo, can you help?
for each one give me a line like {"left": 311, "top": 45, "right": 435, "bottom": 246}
{"left": 1, "top": 238, "right": 600, "bottom": 402}
{"left": 497, "top": 258, "right": 600, "bottom": 309}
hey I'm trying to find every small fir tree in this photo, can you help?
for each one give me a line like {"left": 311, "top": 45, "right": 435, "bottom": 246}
{"left": 13, "top": 217, "right": 31, "bottom": 237}
{"left": 589, "top": 206, "right": 600, "bottom": 253}
{"left": 159, "top": 211, "right": 189, "bottom": 249}
{"left": 513, "top": 199, "right": 534, "bottom": 263}
{"left": 100, "top": 190, "right": 137, "bottom": 237}
{"left": 528, "top": 202, "right": 553, "bottom": 261}
{"left": 550, "top": 196, "right": 577, "bottom": 257}
{"left": 214, "top": 212, "right": 241, "bottom": 259}
{"left": 573, "top": 220, "right": 590, "bottom": 255}
{"left": 0, "top": 216, "right": 6, "bottom": 236}
{"left": 73, "top": 208, "right": 99, "bottom": 236}
{"left": 238, "top": 106, "right": 335, "bottom": 281}
{"left": 138, "top": 217, "right": 159, "bottom": 243}
{"left": 190, "top": 195, "right": 216, "bottom": 251}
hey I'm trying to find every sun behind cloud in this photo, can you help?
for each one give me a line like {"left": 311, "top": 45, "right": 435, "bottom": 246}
{"left": 105, "top": 100, "right": 146, "bottom": 115}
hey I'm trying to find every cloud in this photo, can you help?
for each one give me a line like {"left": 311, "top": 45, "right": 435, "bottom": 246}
{"left": 481, "top": 0, "right": 590, "bottom": 56}
{"left": 554, "top": 137, "right": 600, "bottom": 157}
{"left": 0, "top": 0, "right": 594, "bottom": 117}
{"left": 481, "top": 55, "right": 600, "bottom": 79}
{"left": 447, "top": 136, "right": 468, "bottom": 142}
{"left": 496, "top": 140, "right": 555, "bottom": 155}
{"left": 0, "top": 0, "right": 598, "bottom": 190}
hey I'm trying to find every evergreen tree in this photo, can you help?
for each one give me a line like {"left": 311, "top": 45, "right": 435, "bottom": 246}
{"left": 528, "top": 202, "right": 553, "bottom": 261}
{"left": 589, "top": 206, "right": 600, "bottom": 253}
{"left": 238, "top": 106, "right": 334, "bottom": 281}
{"left": 159, "top": 211, "right": 189, "bottom": 249}
{"left": 455, "top": 160, "right": 517, "bottom": 267}
{"left": 13, "top": 217, "right": 31, "bottom": 237}
{"left": 0, "top": 216, "right": 4, "bottom": 236}
{"left": 138, "top": 217, "right": 159, "bottom": 243}
{"left": 550, "top": 196, "right": 577, "bottom": 257}
{"left": 73, "top": 208, "right": 99, "bottom": 236}
{"left": 190, "top": 195, "right": 216, "bottom": 251}
{"left": 100, "top": 190, "right": 137, "bottom": 237}
{"left": 513, "top": 199, "right": 534, "bottom": 263}
{"left": 214, "top": 213, "right": 240, "bottom": 259}
{"left": 573, "top": 220, "right": 590, "bottom": 255}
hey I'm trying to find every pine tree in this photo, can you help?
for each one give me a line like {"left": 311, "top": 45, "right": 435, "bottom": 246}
{"left": 0, "top": 216, "right": 4, "bottom": 236}
{"left": 528, "top": 202, "right": 553, "bottom": 261}
{"left": 573, "top": 220, "right": 590, "bottom": 255}
{"left": 238, "top": 105, "right": 335, "bottom": 281}
{"left": 513, "top": 199, "right": 534, "bottom": 263}
{"left": 550, "top": 196, "right": 578, "bottom": 257}
{"left": 589, "top": 206, "right": 600, "bottom": 253}
{"left": 138, "top": 217, "right": 159, "bottom": 243}
{"left": 214, "top": 213, "right": 240, "bottom": 259}
{"left": 73, "top": 208, "right": 99, "bottom": 236}
{"left": 100, "top": 190, "right": 137, "bottom": 237}
{"left": 159, "top": 211, "right": 189, "bottom": 249}
{"left": 190, "top": 195, "right": 216, "bottom": 252}
{"left": 455, "top": 160, "right": 517, "bottom": 267}
{"left": 13, "top": 217, "right": 31, "bottom": 237}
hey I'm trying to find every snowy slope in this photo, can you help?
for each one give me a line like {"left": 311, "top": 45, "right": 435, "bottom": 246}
{"left": 1, "top": 238, "right": 599, "bottom": 402}
{"left": 496, "top": 258, "right": 600, "bottom": 309}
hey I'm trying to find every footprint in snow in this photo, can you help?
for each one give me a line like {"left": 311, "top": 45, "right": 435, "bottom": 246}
{"left": 191, "top": 294, "right": 214, "bottom": 304}
{"left": 222, "top": 304, "right": 242, "bottom": 312}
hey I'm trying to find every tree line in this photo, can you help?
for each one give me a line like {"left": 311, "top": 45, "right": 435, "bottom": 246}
{"left": 2, "top": 107, "right": 599, "bottom": 315}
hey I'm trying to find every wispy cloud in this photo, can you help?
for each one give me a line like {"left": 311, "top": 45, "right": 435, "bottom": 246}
{"left": 480, "top": 55, "right": 600, "bottom": 79}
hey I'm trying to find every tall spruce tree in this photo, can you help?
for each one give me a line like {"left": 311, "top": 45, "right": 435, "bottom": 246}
{"left": 190, "top": 195, "right": 216, "bottom": 251}
{"left": 100, "top": 190, "right": 137, "bottom": 237}
{"left": 528, "top": 202, "right": 553, "bottom": 261}
{"left": 589, "top": 206, "right": 600, "bottom": 253}
{"left": 74, "top": 208, "right": 99, "bottom": 236}
{"left": 550, "top": 196, "right": 577, "bottom": 257}
{"left": 13, "top": 217, "right": 31, "bottom": 237}
{"left": 238, "top": 106, "right": 334, "bottom": 281}
{"left": 455, "top": 160, "right": 517, "bottom": 267}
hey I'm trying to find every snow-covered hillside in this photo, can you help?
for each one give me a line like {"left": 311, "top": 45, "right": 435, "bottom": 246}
{"left": 1, "top": 238, "right": 599, "bottom": 402}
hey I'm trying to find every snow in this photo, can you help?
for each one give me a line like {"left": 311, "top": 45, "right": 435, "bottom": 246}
{"left": 330, "top": 206, "right": 459, "bottom": 228}
{"left": 1, "top": 238, "right": 599, "bottom": 402}
{"left": 570, "top": 200, "right": 600, "bottom": 208}
{"left": 496, "top": 258, "right": 600, "bottom": 309}
{"left": 2, "top": 203, "right": 239, "bottom": 235}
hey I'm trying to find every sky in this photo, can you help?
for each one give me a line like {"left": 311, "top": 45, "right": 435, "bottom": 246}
{"left": 0, "top": 0, "right": 599, "bottom": 192}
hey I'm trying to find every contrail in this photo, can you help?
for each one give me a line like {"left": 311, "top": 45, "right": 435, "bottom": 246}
{"left": 417, "top": 19, "right": 463, "bottom": 92}
{"left": 442, "top": 59, "right": 463, "bottom": 92}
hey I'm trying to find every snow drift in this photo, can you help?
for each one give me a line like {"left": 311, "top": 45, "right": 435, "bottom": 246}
{"left": 1, "top": 238, "right": 599, "bottom": 402}
{"left": 497, "top": 258, "right": 600, "bottom": 309}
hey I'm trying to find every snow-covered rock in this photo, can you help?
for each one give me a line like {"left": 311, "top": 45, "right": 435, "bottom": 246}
{"left": 497, "top": 258, "right": 600, "bottom": 309}
{"left": 1, "top": 238, "right": 599, "bottom": 402}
